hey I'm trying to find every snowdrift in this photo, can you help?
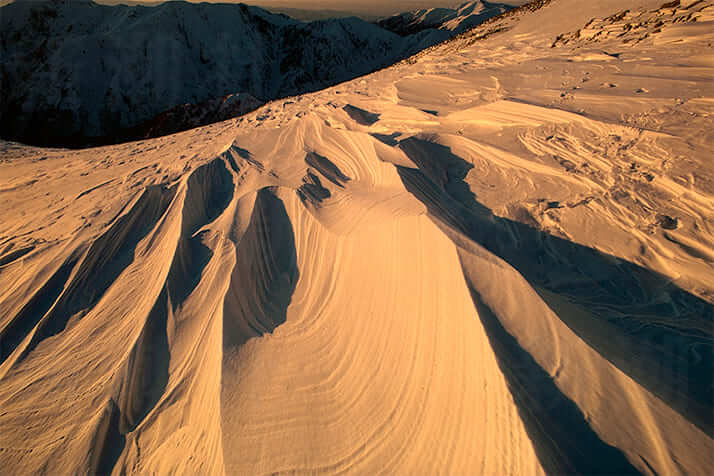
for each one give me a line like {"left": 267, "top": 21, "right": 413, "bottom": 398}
{"left": 1, "top": 0, "right": 712, "bottom": 474}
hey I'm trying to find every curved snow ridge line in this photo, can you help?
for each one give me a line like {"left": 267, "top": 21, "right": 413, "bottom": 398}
{"left": 0, "top": 155, "right": 239, "bottom": 474}
{"left": 391, "top": 139, "right": 712, "bottom": 474}
{"left": 222, "top": 187, "right": 298, "bottom": 347}
{"left": 107, "top": 156, "right": 242, "bottom": 474}
{"left": 220, "top": 189, "right": 545, "bottom": 475}
{"left": 396, "top": 134, "right": 712, "bottom": 409}
{"left": 373, "top": 89, "right": 714, "bottom": 298}
{"left": 0, "top": 137, "right": 710, "bottom": 475}
{"left": 77, "top": 158, "right": 304, "bottom": 473}
{"left": 62, "top": 146, "right": 533, "bottom": 473}
{"left": 0, "top": 184, "right": 184, "bottom": 473}
{"left": 2, "top": 1, "right": 714, "bottom": 471}
{"left": 455, "top": 242, "right": 712, "bottom": 476}
{"left": 0, "top": 184, "right": 177, "bottom": 372}
{"left": 0, "top": 126, "right": 711, "bottom": 476}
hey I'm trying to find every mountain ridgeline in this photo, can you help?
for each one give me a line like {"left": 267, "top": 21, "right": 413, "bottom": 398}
{"left": 378, "top": 0, "right": 510, "bottom": 36}
{"left": 0, "top": 0, "right": 510, "bottom": 147}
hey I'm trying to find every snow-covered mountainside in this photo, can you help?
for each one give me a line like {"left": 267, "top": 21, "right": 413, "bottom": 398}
{"left": 0, "top": 0, "right": 462, "bottom": 147}
{"left": 1, "top": 0, "right": 713, "bottom": 474}
{"left": 129, "top": 92, "right": 265, "bottom": 141}
{"left": 378, "top": 0, "right": 511, "bottom": 36}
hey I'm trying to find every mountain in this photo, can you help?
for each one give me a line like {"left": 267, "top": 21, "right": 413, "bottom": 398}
{"left": 0, "top": 0, "right": 451, "bottom": 147}
{"left": 1, "top": 0, "right": 714, "bottom": 474}
{"left": 378, "top": 1, "right": 511, "bottom": 36}
{"left": 128, "top": 92, "right": 265, "bottom": 140}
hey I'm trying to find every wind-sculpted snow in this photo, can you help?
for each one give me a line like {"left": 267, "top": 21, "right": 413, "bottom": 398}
{"left": 1, "top": 0, "right": 713, "bottom": 474}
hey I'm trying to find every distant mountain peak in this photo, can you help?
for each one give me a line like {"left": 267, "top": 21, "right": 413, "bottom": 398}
{"left": 378, "top": 0, "right": 511, "bottom": 36}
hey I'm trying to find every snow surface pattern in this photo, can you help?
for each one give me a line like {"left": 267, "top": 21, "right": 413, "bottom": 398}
{"left": 0, "top": 0, "right": 713, "bottom": 474}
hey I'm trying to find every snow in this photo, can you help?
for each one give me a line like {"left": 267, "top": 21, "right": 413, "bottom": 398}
{"left": 379, "top": 0, "right": 511, "bottom": 35}
{"left": 0, "top": 0, "right": 713, "bottom": 475}
{"left": 0, "top": 0, "right": 488, "bottom": 146}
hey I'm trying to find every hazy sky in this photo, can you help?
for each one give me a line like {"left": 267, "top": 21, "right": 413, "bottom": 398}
{"left": 95, "top": 1, "right": 530, "bottom": 18}
{"left": 245, "top": 0, "right": 512, "bottom": 16}
{"left": 2, "top": 1, "right": 530, "bottom": 19}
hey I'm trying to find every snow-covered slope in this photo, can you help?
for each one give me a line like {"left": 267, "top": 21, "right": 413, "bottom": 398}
{"left": 0, "top": 0, "right": 447, "bottom": 146}
{"left": 1, "top": 0, "right": 713, "bottom": 475}
{"left": 378, "top": 0, "right": 511, "bottom": 35}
